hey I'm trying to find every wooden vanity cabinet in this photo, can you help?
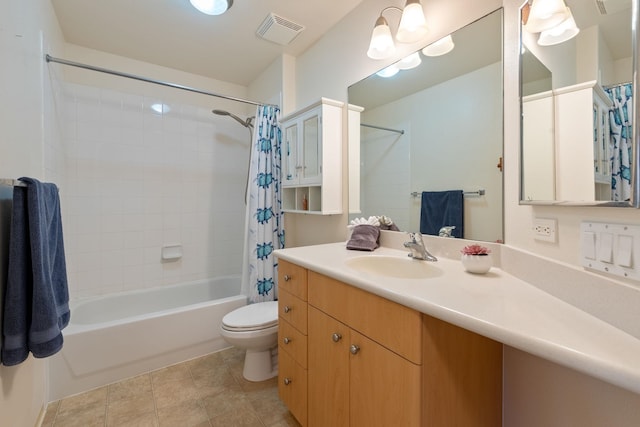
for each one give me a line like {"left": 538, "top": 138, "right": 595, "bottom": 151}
{"left": 278, "top": 260, "right": 309, "bottom": 425}
{"left": 278, "top": 261, "right": 502, "bottom": 427}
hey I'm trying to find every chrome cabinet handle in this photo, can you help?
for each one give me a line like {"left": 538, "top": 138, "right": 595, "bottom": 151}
{"left": 350, "top": 344, "right": 360, "bottom": 355}
{"left": 332, "top": 333, "right": 342, "bottom": 342}
{"left": 283, "top": 337, "right": 291, "bottom": 345}
{"left": 284, "top": 377, "right": 292, "bottom": 385}
{"left": 283, "top": 305, "right": 291, "bottom": 313}
{"left": 283, "top": 274, "right": 291, "bottom": 281}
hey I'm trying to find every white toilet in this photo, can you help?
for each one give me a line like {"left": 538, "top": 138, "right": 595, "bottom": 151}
{"left": 220, "top": 301, "right": 279, "bottom": 382}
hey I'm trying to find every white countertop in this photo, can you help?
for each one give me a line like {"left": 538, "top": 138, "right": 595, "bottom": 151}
{"left": 274, "top": 242, "right": 640, "bottom": 395}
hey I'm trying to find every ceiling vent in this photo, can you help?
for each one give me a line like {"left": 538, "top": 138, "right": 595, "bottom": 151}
{"left": 256, "top": 13, "right": 305, "bottom": 46}
{"left": 595, "top": 0, "right": 632, "bottom": 15}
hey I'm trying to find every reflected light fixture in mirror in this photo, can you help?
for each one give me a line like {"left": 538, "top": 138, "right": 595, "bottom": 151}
{"left": 190, "top": 0, "right": 233, "bottom": 15}
{"left": 367, "top": 0, "right": 429, "bottom": 59}
{"left": 524, "top": 0, "right": 570, "bottom": 32}
{"left": 376, "top": 64, "right": 400, "bottom": 78}
{"left": 397, "top": 52, "right": 422, "bottom": 70}
{"left": 538, "top": 7, "right": 579, "bottom": 46}
{"left": 422, "top": 34, "right": 455, "bottom": 56}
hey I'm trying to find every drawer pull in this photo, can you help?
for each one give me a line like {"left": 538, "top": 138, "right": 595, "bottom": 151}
{"left": 283, "top": 337, "right": 291, "bottom": 345}
{"left": 284, "top": 377, "right": 292, "bottom": 385}
{"left": 332, "top": 333, "right": 342, "bottom": 342}
{"left": 283, "top": 274, "right": 291, "bottom": 282}
{"left": 283, "top": 305, "right": 291, "bottom": 313}
{"left": 350, "top": 344, "right": 360, "bottom": 355}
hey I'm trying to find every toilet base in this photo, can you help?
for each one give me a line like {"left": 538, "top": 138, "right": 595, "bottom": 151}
{"left": 243, "top": 346, "right": 278, "bottom": 382}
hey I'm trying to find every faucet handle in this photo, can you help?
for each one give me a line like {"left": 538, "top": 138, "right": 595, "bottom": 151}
{"left": 408, "top": 231, "right": 424, "bottom": 244}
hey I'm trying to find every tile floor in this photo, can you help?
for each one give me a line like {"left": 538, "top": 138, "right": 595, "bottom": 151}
{"left": 42, "top": 347, "right": 302, "bottom": 427}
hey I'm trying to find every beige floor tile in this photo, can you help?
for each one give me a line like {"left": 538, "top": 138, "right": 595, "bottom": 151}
{"left": 153, "top": 377, "right": 199, "bottom": 409}
{"left": 209, "top": 409, "right": 264, "bottom": 427}
{"left": 151, "top": 363, "right": 192, "bottom": 386}
{"left": 192, "top": 366, "right": 240, "bottom": 398}
{"left": 58, "top": 386, "right": 108, "bottom": 415}
{"left": 200, "top": 387, "right": 254, "bottom": 419}
{"left": 107, "top": 393, "right": 155, "bottom": 422}
{"left": 247, "top": 388, "right": 291, "bottom": 426}
{"left": 187, "top": 352, "right": 225, "bottom": 378}
{"left": 106, "top": 411, "right": 158, "bottom": 427}
{"left": 41, "top": 400, "right": 60, "bottom": 427}
{"left": 52, "top": 404, "right": 106, "bottom": 427}
{"left": 109, "top": 374, "right": 152, "bottom": 403}
{"left": 156, "top": 400, "right": 209, "bottom": 427}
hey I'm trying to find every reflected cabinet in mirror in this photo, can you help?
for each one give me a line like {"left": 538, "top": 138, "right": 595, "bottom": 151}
{"left": 520, "top": 0, "right": 639, "bottom": 206}
{"left": 348, "top": 9, "right": 503, "bottom": 243}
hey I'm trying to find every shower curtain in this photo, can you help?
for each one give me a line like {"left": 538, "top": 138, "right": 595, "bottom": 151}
{"left": 242, "top": 105, "right": 284, "bottom": 303}
{"left": 605, "top": 83, "right": 633, "bottom": 201}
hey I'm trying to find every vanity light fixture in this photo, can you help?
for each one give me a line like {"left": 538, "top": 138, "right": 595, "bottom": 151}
{"left": 397, "top": 52, "right": 422, "bottom": 70}
{"left": 524, "top": 0, "right": 570, "bottom": 33}
{"left": 367, "top": 0, "right": 428, "bottom": 60}
{"left": 537, "top": 7, "right": 580, "bottom": 46}
{"left": 190, "top": 0, "right": 233, "bottom": 16}
{"left": 421, "top": 34, "right": 455, "bottom": 57}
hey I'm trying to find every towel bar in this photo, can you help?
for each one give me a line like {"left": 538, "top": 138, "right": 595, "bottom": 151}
{"left": 410, "top": 189, "right": 485, "bottom": 198}
{"left": 0, "top": 178, "right": 27, "bottom": 187}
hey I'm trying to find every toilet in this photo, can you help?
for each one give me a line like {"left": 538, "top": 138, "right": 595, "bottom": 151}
{"left": 220, "top": 301, "right": 279, "bottom": 382}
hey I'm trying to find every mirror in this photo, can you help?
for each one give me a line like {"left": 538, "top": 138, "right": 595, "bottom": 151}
{"left": 520, "top": 0, "right": 638, "bottom": 206}
{"left": 348, "top": 9, "right": 503, "bottom": 243}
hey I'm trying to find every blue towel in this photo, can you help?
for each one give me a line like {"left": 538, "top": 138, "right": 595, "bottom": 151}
{"left": 2, "top": 178, "right": 69, "bottom": 365}
{"left": 420, "top": 190, "right": 464, "bottom": 238}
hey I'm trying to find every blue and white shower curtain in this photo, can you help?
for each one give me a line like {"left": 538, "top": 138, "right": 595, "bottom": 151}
{"left": 605, "top": 83, "right": 633, "bottom": 201}
{"left": 244, "top": 105, "right": 284, "bottom": 303}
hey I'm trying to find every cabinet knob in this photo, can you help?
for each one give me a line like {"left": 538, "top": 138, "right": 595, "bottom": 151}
{"left": 283, "top": 337, "right": 291, "bottom": 345}
{"left": 283, "top": 305, "right": 291, "bottom": 313}
{"left": 331, "top": 333, "right": 342, "bottom": 342}
{"left": 283, "top": 274, "right": 291, "bottom": 282}
{"left": 349, "top": 344, "right": 360, "bottom": 355}
{"left": 284, "top": 377, "right": 292, "bottom": 386}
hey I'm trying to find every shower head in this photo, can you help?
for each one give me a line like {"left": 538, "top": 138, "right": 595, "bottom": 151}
{"left": 212, "top": 109, "right": 253, "bottom": 128}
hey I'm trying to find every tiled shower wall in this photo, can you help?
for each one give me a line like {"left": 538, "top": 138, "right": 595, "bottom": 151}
{"left": 53, "top": 82, "right": 249, "bottom": 299}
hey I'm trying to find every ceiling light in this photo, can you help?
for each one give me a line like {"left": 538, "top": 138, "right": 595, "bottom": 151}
{"left": 190, "top": 0, "right": 233, "bottom": 16}
{"left": 366, "top": 1, "right": 428, "bottom": 60}
{"left": 396, "top": 0, "right": 429, "bottom": 43}
{"left": 376, "top": 64, "right": 400, "bottom": 78}
{"left": 525, "top": 0, "right": 570, "bottom": 33}
{"left": 421, "top": 34, "right": 455, "bottom": 57}
{"left": 367, "top": 16, "right": 396, "bottom": 60}
{"left": 538, "top": 7, "right": 580, "bottom": 46}
{"left": 397, "top": 52, "right": 422, "bottom": 70}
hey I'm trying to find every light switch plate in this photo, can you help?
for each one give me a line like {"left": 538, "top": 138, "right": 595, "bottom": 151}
{"left": 581, "top": 222, "right": 640, "bottom": 281}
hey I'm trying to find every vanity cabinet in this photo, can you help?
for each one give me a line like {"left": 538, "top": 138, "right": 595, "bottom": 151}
{"left": 278, "top": 260, "right": 309, "bottom": 425}
{"left": 281, "top": 98, "right": 343, "bottom": 214}
{"left": 278, "top": 261, "right": 502, "bottom": 427}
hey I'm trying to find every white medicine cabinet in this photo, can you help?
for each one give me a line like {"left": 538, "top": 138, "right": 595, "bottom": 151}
{"left": 281, "top": 98, "right": 344, "bottom": 214}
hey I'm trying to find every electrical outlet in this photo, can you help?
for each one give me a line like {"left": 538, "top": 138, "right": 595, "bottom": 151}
{"left": 533, "top": 217, "right": 557, "bottom": 242}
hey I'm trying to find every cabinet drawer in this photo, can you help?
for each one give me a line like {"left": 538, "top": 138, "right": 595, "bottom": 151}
{"left": 279, "top": 259, "right": 308, "bottom": 300}
{"left": 279, "top": 318, "right": 308, "bottom": 368}
{"left": 279, "top": 349, "right": 308, "bottom": 426}
{"left": 308, "top": 271, "right": 422, "bottom": 364}
{"left": 279, "top": 288, "right": 308, "bottom": 334}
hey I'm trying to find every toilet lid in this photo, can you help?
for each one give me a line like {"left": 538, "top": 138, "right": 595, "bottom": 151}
{"left": 222, "top": 301, "right": 278, "bottom": 331}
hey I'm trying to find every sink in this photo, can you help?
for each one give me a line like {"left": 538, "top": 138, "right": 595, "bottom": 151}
{"left": 345, "top": 255, "right": 442, "bottom": 279}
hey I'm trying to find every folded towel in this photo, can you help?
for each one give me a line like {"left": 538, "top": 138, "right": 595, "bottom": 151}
{"left": 420, "top": 190, "right": 464, "bottom": 238}
{"left": 2, "top": 177, "right": 70, "bottom": 365}
{"left": 346, "top": 225, "right": 380, "bottom": 251}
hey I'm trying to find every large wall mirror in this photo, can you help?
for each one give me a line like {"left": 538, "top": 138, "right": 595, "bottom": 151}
{"left": 348, "top": 9, "right": 503, "bottom": 243}
{"left": 520, "top": 0, "right": 639, "bottom": 206}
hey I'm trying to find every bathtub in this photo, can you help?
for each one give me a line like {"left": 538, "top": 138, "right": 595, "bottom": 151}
{"left": 49, "top": 276, "right": 246, "bottom": 400}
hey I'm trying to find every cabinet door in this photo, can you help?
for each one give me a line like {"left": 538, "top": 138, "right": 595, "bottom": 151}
{"left": 301, "top": 113, "right": 321, "bottom": 184}
{"left": 283, "top": 122, "right": 299, "bottom": 185}
{"left": 308, "top": 306, "right": 349, "bottom": 427}
{"left": 279, "top": 347, "right": 308, "bottom": 426}
{"left": 349, "top": 331, "right": 421, "bottom": 427}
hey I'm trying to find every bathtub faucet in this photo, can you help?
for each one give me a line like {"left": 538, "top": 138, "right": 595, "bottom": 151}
{"left": 403, "top": 232, "right": 437, "bottom": 262}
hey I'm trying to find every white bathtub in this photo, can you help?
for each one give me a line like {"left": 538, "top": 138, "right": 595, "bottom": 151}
{"left": 49, "top": 276, "right": 246, "bottom": 400}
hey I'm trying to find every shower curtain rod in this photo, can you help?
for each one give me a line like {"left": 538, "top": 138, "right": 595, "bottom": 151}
{"left": 45, "top": 54, "right": 278, "bottom": 108}
{"left": 360, "top": 123, "right": 405, "bottom": 135}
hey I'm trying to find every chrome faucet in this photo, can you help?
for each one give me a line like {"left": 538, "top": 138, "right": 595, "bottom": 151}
{"left": 438, "top": 226, "right": 456, "bottom": 238}
{"left": 403, "top": 232, "right": 438, "bottom": 262}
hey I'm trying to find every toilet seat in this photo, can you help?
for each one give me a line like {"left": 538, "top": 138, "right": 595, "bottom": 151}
{"left": 221, "top": 301, "right": 278, "bottom": 332}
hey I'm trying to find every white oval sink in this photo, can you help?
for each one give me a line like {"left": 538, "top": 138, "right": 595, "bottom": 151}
{"left": 345, "top": 255, "right": 442, "bottom": 279}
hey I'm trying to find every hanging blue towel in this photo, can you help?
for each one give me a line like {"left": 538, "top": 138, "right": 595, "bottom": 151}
{"left": 2, "top": 177, "right": 69, "bottom": 365}
{"left": 420, "top": 190, "right": 464, "bottom": 238}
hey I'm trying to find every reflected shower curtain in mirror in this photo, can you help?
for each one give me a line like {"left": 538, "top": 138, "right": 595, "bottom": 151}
{"left": 244, "top": 105, "right": 284, "bottom": 303}
{"left": 605, "top": 83, "right": 633, "bottom": 201}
